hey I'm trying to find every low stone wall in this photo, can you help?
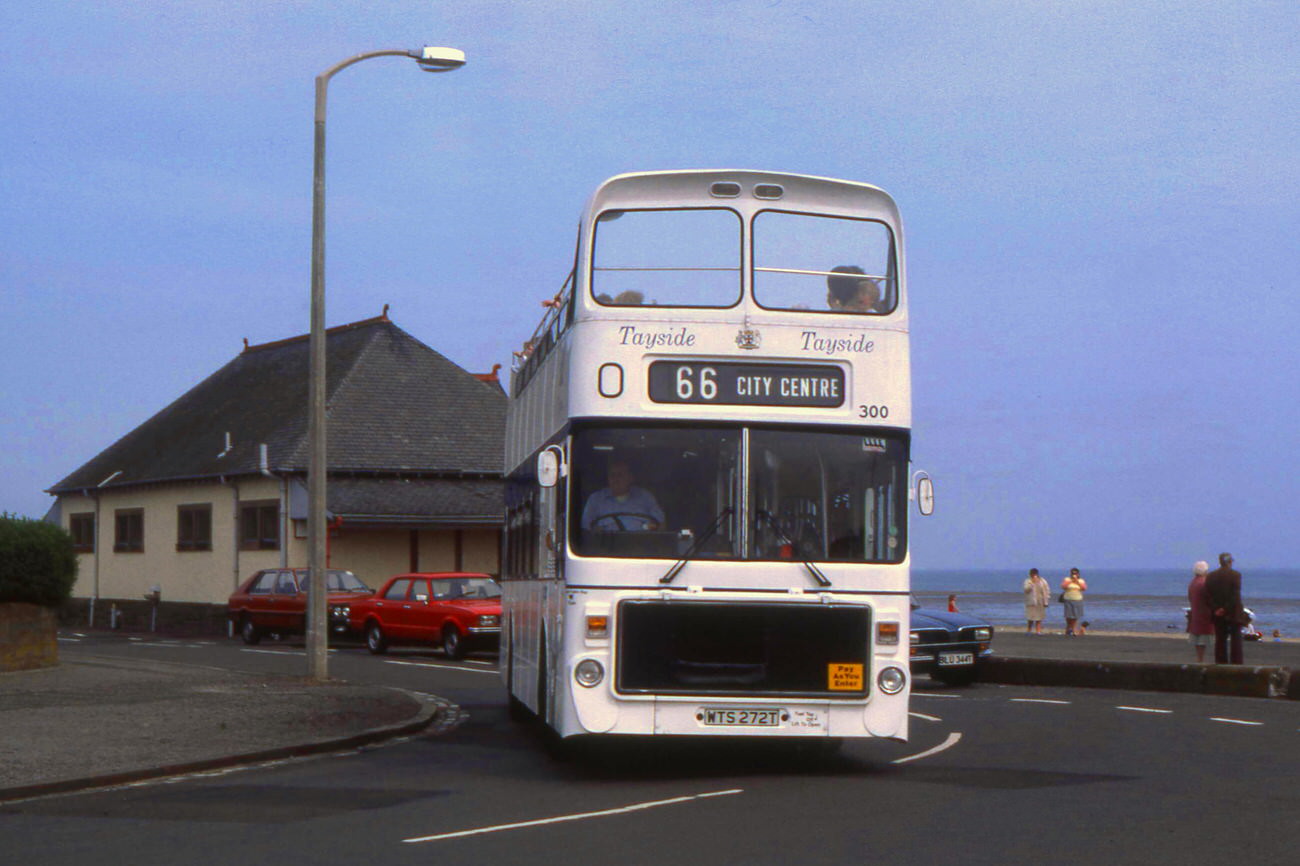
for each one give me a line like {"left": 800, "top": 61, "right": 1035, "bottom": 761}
{"left": 982, "top": 656, "right": 1294, "bottom": 700}
{"left": 58, "top": 598, "right": 231, "bottom": 637}
{"left": 0, "top": 603, "right": 58, "bottom": 672}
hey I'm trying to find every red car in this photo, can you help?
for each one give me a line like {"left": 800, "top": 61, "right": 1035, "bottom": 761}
{"left": 228, "top": 567, "right": 373, "bottom": 645}
{"left": 349, "top": 572, "right": 501, "bottom": 659}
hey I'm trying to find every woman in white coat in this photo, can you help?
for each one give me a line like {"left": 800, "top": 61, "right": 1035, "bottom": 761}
{"left": 1023, "top": 567, "right": 1051, "bottom": 634}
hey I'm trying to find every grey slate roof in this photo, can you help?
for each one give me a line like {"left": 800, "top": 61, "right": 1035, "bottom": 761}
{"left": 327, "top": 478, "right": 503, "bottom": 527}
{"left": 48, "top": 317, "right": 506, "bottom": 494}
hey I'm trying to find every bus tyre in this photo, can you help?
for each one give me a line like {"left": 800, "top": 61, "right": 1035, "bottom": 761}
{"left": 240, "top": 615, "right": 261, "bottom": 646}
{"left": 366, "top": 622, "right": 388, "bottom": 655}
{"left": 442, "top": 625, "right": 465, "bottom": 659}
{"left": 508, "top": 694, "right": 532, "bottom": 722}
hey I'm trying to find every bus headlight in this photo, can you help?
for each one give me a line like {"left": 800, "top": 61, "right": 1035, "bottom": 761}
{"left": 877, "top": 666, "right": 907, "bottom": 694}
{"left": 575, "top": 659, "right": 605, "bottom": 688}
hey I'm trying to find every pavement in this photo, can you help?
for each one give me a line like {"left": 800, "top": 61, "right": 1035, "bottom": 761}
{"left": 0, "top": 641, "right": 449, "bottom": 803}
{"left": 1, "top": 626, "right": 1296, "bottom": 803}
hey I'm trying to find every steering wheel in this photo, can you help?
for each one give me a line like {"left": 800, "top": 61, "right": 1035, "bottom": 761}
{"left": 593, "top": 511, "right": 659, "bottom": 532}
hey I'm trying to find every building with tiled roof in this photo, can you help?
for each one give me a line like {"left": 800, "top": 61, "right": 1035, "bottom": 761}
{"left": 47, "top": 314, "right": 505, "bottom": 624}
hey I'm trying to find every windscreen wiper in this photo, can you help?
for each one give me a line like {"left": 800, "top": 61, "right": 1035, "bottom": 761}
{"left": 755, "top": 509, "right": 832, "bottom": 588}
{"left": 660, "top": 507, "right": 734, "bottom": 584}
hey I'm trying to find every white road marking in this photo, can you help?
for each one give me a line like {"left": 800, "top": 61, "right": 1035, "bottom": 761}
{"left": 1010, "top": 698, "right": 1071, "bottom": 705}
{"left": 892, "top": 732, "right": 962, "bottom": 764}
{"left": 239, "top": 648, "right": 337, "bottom": 656}
{"left": 909, "top": 711, "right": 942, "bottom": 722}
{"left": 913, "top": 693, "right": 962, "bottom": 699}
{"left": 403, "top": 788, "right": 744, "bottom": 844}
{"left": 56, "top": 638, "right": 82, "bottom": 643}
{"left": 1210, "top": 717, "right": 1263, "bottom": 726}
{"left": 1117, "top": 706, "right": 1173, "bottom": 714}
{"left": 383, "top": 660, "right": 497, "bottom": 675}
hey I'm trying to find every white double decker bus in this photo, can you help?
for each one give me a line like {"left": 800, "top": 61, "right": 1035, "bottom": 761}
{"left": 502, "top": 169, "right": 931, "bottom": 747}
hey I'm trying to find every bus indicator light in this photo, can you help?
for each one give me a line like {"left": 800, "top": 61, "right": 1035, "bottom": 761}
{"left": 877, "top": 622, "right": 900, "bottom": 645}
{"left": 586, "top": 615, "right": 609, "bottom": 638}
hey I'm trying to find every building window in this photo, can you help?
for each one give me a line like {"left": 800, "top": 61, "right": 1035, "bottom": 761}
{"left": 70, "top": 512, "right": 95, "bottom": 553}
{"left": 114, "top": 509, "right": 144, "bottom": 553}
{"left": 177, "top": 504, "right": 212, "bottom": 552}
{"left": 240, "top": 501, "right": 279, "bottom": 551}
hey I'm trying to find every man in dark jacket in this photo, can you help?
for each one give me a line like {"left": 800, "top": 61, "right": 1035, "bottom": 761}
{"left": 1204, "top": 552, "right": 1244, "bottom": 664}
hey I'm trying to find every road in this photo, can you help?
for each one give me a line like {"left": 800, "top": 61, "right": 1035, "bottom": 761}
{"left": 3, "top": 635, "right": 1296, "bottom": 866}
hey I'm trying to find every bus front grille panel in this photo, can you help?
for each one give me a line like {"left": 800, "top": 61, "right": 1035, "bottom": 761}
{"left": 615, "top": 601, "right": 871, "bottom": 697}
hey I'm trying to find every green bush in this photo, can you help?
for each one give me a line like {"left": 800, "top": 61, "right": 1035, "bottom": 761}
{"left": 0, "top": 513, "right": 79, "bottom": 607}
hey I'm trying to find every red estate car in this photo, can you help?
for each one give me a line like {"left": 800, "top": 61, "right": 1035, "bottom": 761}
{"left": 228, "top": 568, "right": 373, "bottom": 645}
{"left": 349, "top": 572, "right": 501, "bottom": 659}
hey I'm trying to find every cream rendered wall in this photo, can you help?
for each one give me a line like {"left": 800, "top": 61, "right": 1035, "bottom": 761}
{"left": 328, "top": 530, "right": 409, "bottom": 588}
{"left": 58, "top": 477, "right": 288, "bottom": 605}
{"left": 60, "top": 493, "right": 98, "bottom": 601}
{"left": 417, "top": 530, "right": 457, "bottom": 571}
{"left": 461, "top": 529, "right": 501, "bottom": 574}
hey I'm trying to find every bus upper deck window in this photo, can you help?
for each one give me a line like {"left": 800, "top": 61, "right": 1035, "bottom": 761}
{"left": 592, "top": 208, "right": 742, "bottom": 308}
{"left": 752, "top": 211, "right": 897, "bottom": 315}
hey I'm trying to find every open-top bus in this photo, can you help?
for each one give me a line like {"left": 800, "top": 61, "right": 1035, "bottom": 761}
{"left": 501, "top": 169, "right": 932, "bottom": 747}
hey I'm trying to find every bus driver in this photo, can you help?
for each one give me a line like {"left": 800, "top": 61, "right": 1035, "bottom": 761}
{"left": 581, "top": 458, "right": 664, "bottom": 531}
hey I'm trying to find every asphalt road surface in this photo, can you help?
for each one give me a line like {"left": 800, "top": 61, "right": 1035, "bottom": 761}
{"left": 3, "top": 636, "right": 1296, "bottom": 866}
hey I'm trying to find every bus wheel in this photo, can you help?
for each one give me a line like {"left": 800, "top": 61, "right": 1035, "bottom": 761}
{"left": 442, "top": 625, "right": 465, "bottom": 659}
{"left": 508, "top": 694, "right": 532, "bottom": 722}
{"left": 366, "top": 622, "right": 388, "bottom": 655}
{"left": 240, "top": 615, "right": 261, "bottom": 646}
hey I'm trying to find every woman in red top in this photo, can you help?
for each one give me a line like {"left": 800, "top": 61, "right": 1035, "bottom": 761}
{"left": 1186, "top": 560, "right": 1214, "bottom": 663}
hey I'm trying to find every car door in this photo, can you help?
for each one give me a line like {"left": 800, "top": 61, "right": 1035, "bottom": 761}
{"left": 243, "top": 570, "right": 276, "bottom": 627}
{"left": 407, "top": 579, "right": 436, "bottom": 643}
{"left": 273, "top": 569, "right": 301, "bottom": 631}
{"left": 428, "top": 578, "right": 456, "bottom": 643}
{"left": 375, "top": 578, "right": 412, "bottom": 639}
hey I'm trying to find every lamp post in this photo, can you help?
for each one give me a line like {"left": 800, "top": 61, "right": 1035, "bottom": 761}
{"left": 307, "top": 46, "right": 466, "bottom": 682}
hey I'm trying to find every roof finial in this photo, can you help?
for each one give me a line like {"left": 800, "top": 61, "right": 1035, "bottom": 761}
{"left": 381, "top": 304, "right": 390, "bottom": 320}
{"left": 242, "top": 337, "right": 249, "bottom": 351}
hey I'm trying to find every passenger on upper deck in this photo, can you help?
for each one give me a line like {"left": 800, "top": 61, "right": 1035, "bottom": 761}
{"left": 581, "top": 458, "right": 664, "bottom": 532}
{"left": 826, "top": 265, "right": 881, "bottom": 313}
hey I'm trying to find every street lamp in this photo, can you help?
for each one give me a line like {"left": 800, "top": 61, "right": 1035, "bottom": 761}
{"left": 307, "top": 46, "right": 465, "bottom": 682}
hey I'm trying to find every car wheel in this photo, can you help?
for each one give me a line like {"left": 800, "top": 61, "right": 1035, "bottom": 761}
{"left": 934, "top": 668, "right": 977, "bottom": 687}
{"left": 240, "top": 615, "right": 261, "bottom": 646}
{"left": 366, "top": 621, "right": 388, "bottom": 655}
{"left": 442, "top": 625, "right": 465, "bottom": 660}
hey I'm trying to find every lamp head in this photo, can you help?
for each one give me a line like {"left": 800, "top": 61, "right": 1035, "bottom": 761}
{"left": 412, "top": 46, "right": 466, "bottom": 72}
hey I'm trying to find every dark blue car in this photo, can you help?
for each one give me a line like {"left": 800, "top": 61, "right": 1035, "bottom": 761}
{"left": 909, "top": 599, "right": 994, "bottom": 686}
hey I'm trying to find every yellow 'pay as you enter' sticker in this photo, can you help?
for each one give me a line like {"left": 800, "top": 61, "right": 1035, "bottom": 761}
{"left": 828, "top": 663, "right": 863, "bottom": 691}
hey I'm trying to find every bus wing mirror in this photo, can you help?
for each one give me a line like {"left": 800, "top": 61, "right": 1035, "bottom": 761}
{"left": 915, "top": 474, "right": 935, "bottom": 516}
{"left": 537, "top": 446, "right": 567, "bottom": 488}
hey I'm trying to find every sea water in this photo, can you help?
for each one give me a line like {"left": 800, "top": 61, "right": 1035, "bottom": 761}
{"left": 913, "top": 568, "right": 1299, "bottom": 636}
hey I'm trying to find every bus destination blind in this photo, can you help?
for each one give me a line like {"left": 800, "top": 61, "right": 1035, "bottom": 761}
{"left": 647, "top": 361, "right": 845, "bottom": 407}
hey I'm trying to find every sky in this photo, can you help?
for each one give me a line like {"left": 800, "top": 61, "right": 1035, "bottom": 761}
{"left": 2, "top": 1, "right": 1296, "bottom": 570}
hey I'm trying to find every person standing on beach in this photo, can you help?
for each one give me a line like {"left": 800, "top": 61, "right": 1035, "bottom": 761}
{"left": 1186, "top": 560, "right": 1214, "bottom": 663}
{"left": 1023, "top": 568, "right": 1051, "bottom": 634}
{"left": 1205, "top": 552, "right": 1245, "bottom": 664}
{"left": 946, "top": 594, "right": 959, "bottom": 612}
{"left": 1061, "top": 568, "right": 1087, "bottom": 636}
